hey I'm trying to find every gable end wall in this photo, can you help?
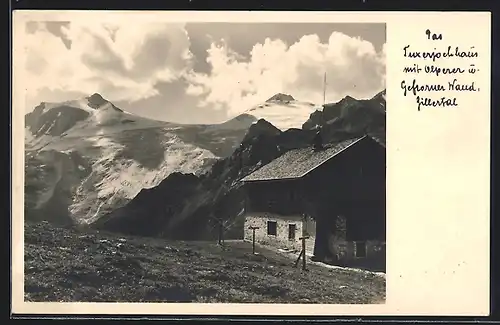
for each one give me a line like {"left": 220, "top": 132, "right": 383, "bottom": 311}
{"left": 244, "top": 213, "right": 315, "bottom": 255}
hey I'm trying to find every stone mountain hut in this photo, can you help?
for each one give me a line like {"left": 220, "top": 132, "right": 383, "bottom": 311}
{"left": 240, "top": 134, "right": 386, "bottom": 267}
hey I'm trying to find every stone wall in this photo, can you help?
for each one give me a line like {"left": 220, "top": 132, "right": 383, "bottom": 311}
{"left": 243, "top": 213, "right": 316, "bottom": 254}
{"left": 328, "top": 235, "right": 385, "bottom": 262}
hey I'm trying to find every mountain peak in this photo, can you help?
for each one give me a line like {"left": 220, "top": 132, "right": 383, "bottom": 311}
{"left": 265, "top": 93, "right": 295, "bottom": 103}
{"left": 87, "top": 93, "right": 109, "bottom": 109}
{"left": 89, "top": 92, "right": 105, "bottom": 99}
{"left": 213, "top": 113, "right": 258, "bottom": 131}
{"left": 242, "top": 118, "right": 282, "bottom": 142}
{"left": 341, "top": 95, "right": 357, "bottom": 102}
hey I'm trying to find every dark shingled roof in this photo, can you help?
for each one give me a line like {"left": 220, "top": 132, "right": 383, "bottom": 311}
{"left": 241, "top": 135, "right": 366, "bottom": 182}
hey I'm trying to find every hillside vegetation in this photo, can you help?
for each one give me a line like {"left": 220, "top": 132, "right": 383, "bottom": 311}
{"left": 25, "top": 221, "right": 386, "bottom": 303}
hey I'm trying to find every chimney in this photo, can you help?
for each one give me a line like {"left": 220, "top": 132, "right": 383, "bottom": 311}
{"left": 313, "top": 128, "right": 324, "bottom": 151}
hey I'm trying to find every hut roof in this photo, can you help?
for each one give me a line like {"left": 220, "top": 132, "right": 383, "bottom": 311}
{"left": 241, "top": 135, "right": 373, "bottom": 182}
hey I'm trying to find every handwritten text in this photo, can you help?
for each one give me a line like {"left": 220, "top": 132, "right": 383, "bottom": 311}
{"left": 400, "top": 29, "right": 481, "bottom": 111}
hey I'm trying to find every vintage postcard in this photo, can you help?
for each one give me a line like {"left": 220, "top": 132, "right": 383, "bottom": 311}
{"left": 11, "top": 11, "right": 491, "bottom": 316}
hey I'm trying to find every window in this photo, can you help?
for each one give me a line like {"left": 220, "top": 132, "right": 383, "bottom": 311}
{"left": 354, "top": 241, "right": 367, "bottom": 258}
{"left": 267, "top": 221, "right": 277, "bottom": 236}
{"left": 288, "top": 224, "right": 296, "bottom": 240}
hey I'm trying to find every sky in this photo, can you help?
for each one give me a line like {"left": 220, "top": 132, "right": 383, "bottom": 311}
{"left": 23, "top": 21, "right": 386, "bottom": 124}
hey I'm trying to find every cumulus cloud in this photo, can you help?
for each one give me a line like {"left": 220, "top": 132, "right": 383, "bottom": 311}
{"left": 186, "top": 32, "right": 386, "bottom": 116}
{"left": 22, "top": 23, "right": 385, "bottom": 123}
{"left": 24, "top": 21, "right": 192, "bottom": 111}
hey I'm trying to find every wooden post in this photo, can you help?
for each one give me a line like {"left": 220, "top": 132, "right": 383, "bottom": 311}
{"left": 221, "top": 221, "right": 225, "bottom": 245}
{"left": 294, "top": 250, "right": 304, "bottom": 267}
{"left": 248, "top": 226, "right": 259, "bottom": 254}
{"left": 218, "top": 221, "right": 223, "bottom": 245}
{"left": 299, "top": 236, "right": 310, "bottom": 271}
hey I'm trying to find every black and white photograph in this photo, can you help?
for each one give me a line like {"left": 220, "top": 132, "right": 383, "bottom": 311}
{"left": 22, "top": 19, "right": 387, "bottom": 304}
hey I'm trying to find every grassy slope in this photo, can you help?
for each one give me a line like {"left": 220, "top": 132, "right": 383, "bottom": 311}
{"left": 24, "top": 221, "right": 385, "bottom": 304}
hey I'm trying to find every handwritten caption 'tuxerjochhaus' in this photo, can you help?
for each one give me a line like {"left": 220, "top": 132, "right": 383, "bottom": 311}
{"left": 400, "top": 29, "right": 480, "bottom": 111}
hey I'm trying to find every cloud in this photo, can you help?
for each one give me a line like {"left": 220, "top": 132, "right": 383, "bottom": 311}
{"left": 186, "top": 32, "right": 386, "bottom": 116}
{"left": 22, "top": 23, "right": 385, "bottom": 124}
{"left": 23, "top": 21, "right": 193, "bottom": 111}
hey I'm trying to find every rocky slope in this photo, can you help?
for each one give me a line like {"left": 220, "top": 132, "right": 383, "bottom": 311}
{"left": 94, "top": 90, "right": 386, "bottom": 240}
{"left": 302, "top": 89, "right": 386, "bottom": 143}
{"left": 24, "top": 94, "right": 254, "bottom": 226}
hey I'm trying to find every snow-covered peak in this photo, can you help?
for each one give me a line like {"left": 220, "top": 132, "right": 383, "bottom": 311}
{"left": 265, "top": 93, "right": 295, "bottom": 103}
{"left": 242, "top": 98, "right": 317, "bottom": 131}
{"left": 37, "top": 93, "right": 119, "bottom": 115}
{"left": 25, "top": 94, "right": 169, "bottom": 145}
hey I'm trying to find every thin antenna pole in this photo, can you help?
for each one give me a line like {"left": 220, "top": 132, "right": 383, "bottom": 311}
{"left": 323, "top": 71, "right": 327, "bottom": 105}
